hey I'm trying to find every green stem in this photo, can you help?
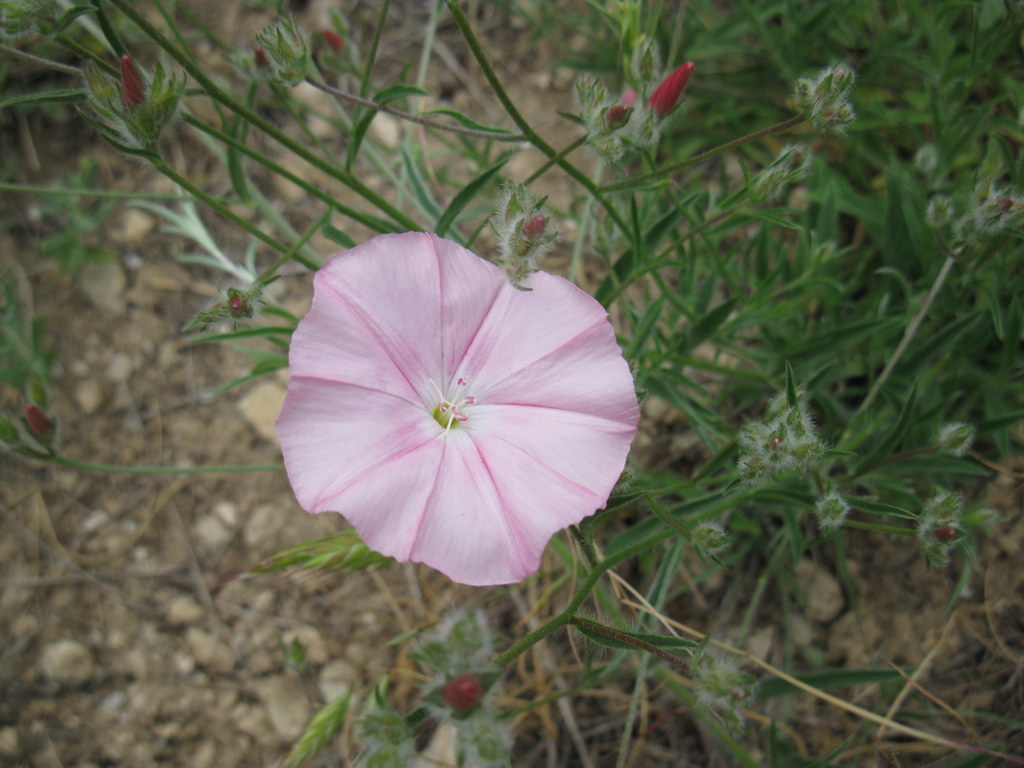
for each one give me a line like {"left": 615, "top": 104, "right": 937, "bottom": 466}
{"left": 50, "top": 454, "right": 283, "bottom": 475}
{"left": 182, "top": 115, "right": 389, "bottom": 236}
{"left": 569, "top": 616, "right": 689, "bottom": 671}
{"left": 841, "top": 446, "right": 937, "bottom": 483}
{"left": 602, "top": 115, "right": 806, "bottom": 193}
{"left": 104, "top": 0, "right": 419, "bottom": 232}
{"left": 843, "top": 519, "right": 915, "bottom": 537}
{"left": 0, "top": 181, "right": 187, "bottom": 200}
{"left": 150, "top": 157, "right": 318, "bottom": 270}
{"left": 524, "top": 135, "right": 588, "bottom": 185}
{"left": 255, "top": 208, "right": 330, "bottom": 286}
{"left": 443, "top": 0, "right": 629, "bottom": 233}
{"left": 56, "top": 33, "right": 118, "bottom": 76}
{"left": 493, "top": 533, "right": 668, "bottom": 667}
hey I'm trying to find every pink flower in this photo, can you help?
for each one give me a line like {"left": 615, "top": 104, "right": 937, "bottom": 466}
{"left": 276, "top": 233, "right": 639, "bottom": 586}
{"left": 648, "top": 61, "right": 695, "bottom": 118}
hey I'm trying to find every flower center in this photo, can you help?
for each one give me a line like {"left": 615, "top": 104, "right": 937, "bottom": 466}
{"left": 429, "top": 377, "right": 475, "bottom": 432}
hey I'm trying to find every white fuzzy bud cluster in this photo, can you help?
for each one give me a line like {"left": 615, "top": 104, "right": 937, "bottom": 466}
{"left": 736, "top": 393, "right": 825, "bottom": 485}
{"left": 692, "top": 651, "right": 755, "bottom": 729}
{"left": 794, "top": 62, "right": 857, "bottom": 136}
{"left": 691, "top": 521, "right": 730, "bottom": 561}
{"left": 936, "top": 422, "right": 976, "bottom": 458}
{"left": 952, "top": 180, "right": 1023, "bottom": 245}
{"left": 490, "top": 182, "right": 559, "bottom": 289}
{"left": 813, "top": 491, "right": 850, "bottom": 533}
{"left": 751, "top": 144, "right": 813, "bottom": 202}
{"left": 916, "top": 491, "right": 963, "bottom": 568}
{"left": 255, "top": 15, "right": 310, "bottom": 86}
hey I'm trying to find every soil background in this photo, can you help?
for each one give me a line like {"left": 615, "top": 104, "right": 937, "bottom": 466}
{"left": 2, "top": 2, "right": 1023, "bottom": 766}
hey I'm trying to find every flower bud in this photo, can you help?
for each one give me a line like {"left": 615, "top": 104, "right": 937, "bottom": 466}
{"left": 914, "top": 144, "right": 938, "bottom": 175}
{"left": 936, "top": 422, "right": 975, "bottom": 457}
{"left": 934, "top": 525, "right": 957, "bottom": 542}
{"left": 692, "top": 651, "right": 755, "bottom": 728}
{"left": 926, "top": 195, "right": 954, "bottom": 228}
{"left": 253, "top": 44, "right": 269, "bottom": 68}
{"left": 814, "top": 491, "right": 849, "bottom": 533}
{"left": 442, "top": 674, "right": 483, "bottom": 713}
{"left": 917, "top": 491, "right": 963, "bottom": 568}
{"left": 320, "top": 28, "right": 344, "bottom": 53}
{"left": 604, "top": 104, "right": 630, "bottom": 128}
{"left": 120, "top": 55, "right": 146, "bottom": 109}
{"left": 25, "top": 403, "right": 54, "bottom": 442}
{"left": 648, "top": 61, "right": 695, "bottom": 118}
{"left": 255, "top": 16, "right": 310, "bottom": 86}
{"left": 794, "top": 62, "right": 857, "bottom": 136}
{"left": 691, "top": 521, "right": 729, "bottom": 560}
{"left": 522, "top": 214, "right": 546, "bottom": 240}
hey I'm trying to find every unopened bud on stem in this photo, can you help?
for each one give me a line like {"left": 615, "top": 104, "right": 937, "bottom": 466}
{"left": 120, "top": 55, "right": 146, "bottom": 108}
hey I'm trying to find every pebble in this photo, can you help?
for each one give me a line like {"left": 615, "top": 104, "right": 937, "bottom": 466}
{"left": 185, "top": 628, "right": 236, "bottom": 673}
{"left": 237, "top": 381, "right": 287, "bottom": 442}
{"left": 80, "top": 261, "right": 126, "bottom": 316}
{"left": 244, "top": 503, "right": 285, "bottom": 547}
{"left": 796, "top": 559, "right": 844, "bottom": 623}
{"left": 318, "top": 659, "right": 358, "bottom": 702}
{"left": 41, "top": 639, "right": 95, "bottom": 685}
{"left": 369, "top": 113, "right": 401, "bottom": 149}
{"left": 110, "top": 208, "right": 155, "bottom": 247}
{"left": 256, "top": 674, "right": 311, "bottom": 741}
{"left": 166, "top": 595, "right": 205, "bottom": 626}
{"left": 0, "top": 726, "right": 18, "bottom": 756}
{"left": 106, "top": 352, "right": 134, "bottom": 383}
{"left": 74, "top": 379, "right": 104, "bottom": 415}
{"left": 193, "top": 515, "right": 233, "bottom": 550}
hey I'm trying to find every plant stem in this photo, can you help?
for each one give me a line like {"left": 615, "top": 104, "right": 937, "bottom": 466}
{"left": 856, "top": 255, "right": 956, "bottom": 414}
{"left": 443, "top": 0, "right": 629, "bottom": 233}
{"left": 602, "top": 115, "right": 806, "bottom": 193}
{"left": 150, "top": 157, "right": 319, "bottom": 270}
{"left": 525, "top": 135, "right": 588, "bottom": 185}
{"left": 305, "top": 79, "right": 525, "bottom": 142}
{"left": 569, "top": 616, "right": 690, "bottom": 670}
{"left": 50, "top": 455, "right": 282, "bottom": 475}
{"left": 843, "top": 519, "right": 915, "bottom": 537}
{"left": 103, "top": 0, "right": 419, "bottom": 232}
{"left": 0, "top": 181, "right": 188, "bottom": 200}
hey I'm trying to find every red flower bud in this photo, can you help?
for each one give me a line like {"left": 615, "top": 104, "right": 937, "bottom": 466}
{"left": 604, "top": 104, "right": 630, "bottom": 128}
{"left": 25, "top": 404, "right": 54, "bottom": 441}
{"left": 995, "top": 197, "right": 1014, "bottom": 213}
{"left": 622, "top": 87, "right": 636, "bottom": 107}
{"left": 441, "top": 674, "right": 483, "bottom": 712}
{"left": 120, "top": 55, "right": 146, "bottom": 109}
{"left": 934, "top": 525, "right": 956, "bottom": 542}
{"left": 228, "top": 293, "right": 247, "bottom": 315}
{"left": 648, "top": 61, "right": 695, "bottom": 118}
{"left": 320, "top": 29, "right": 344, "bottom": 53}
{"left": 254, "top": 45, "right": 269, "bottom": 68}
{"left": 522, "top": 214, "right": 546, "bottom": 240}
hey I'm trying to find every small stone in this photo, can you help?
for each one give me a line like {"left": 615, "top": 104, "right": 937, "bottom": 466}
{"left": 80, "top": 261, "right": 126, "bottom": 316}
{"left": 369, "top": 113, "right": 400, "bottom": 149}
{"left": 110, "top": 208, "right": 155, "bottom": 247}
{"left": 256, "top": 674, "right": 311, "bottom": 741}
{"left": 166, "top": 595, "right": 205, "bottom": 626}
{"left": 796, "top": 559, "right": 844, "bottom": 623}
{"left": 74, "top": 379, "right": 104, "bottom": 415}
{"left": 193, "top": 515, "right": 232, "bottom": 550}
{"left": 244, "top": 503, "right": 285, "bottom": 547}
{"left": 213, "top": 500, "right": 240, "bottom": 527}
{"left": 238, "top": 381, "right": 287, "bottom": 442}
{"left": 318, "top": 659, "right": 358, "bottom": 702}
{"left": 41, "top": 639, "right": 94, "bottom": 685}
{"left": 191, "top": 740, "right": 218, "bottom": 768}
{"left": 0, "top": 726, "right": 18, "bottom": 756}
{"left": 746, "top": 626, "right": 775, "bottom": 660}
{"left": 185, "top": 628, "right": 235, "bottom": 673}
{"left": 106, "top": 352, "right": 134, "bottom": 383}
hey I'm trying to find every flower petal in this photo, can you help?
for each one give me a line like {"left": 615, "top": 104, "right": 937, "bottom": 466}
{"left": 276, "top": 376, "right": 438, "bottom": 514}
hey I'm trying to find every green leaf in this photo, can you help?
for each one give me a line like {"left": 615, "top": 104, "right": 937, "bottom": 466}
{"left": 91, "top": 0, "right": 127, "bottom": 57}
{"left": 852, "top": 384, "right": 917, "bottom": 476}
{"left": 755, "top": 667, "right": 907, "bottom": 700}
{"left": 284, "top": 692, "right": 350, "bottom": 768}
{"left": 572, "top": 617, "right": 697, "bottom": 656}
{"left": 784, "top": 360, "right": 798, "bottom": 407}
{"left": 434, "top": 159, "right": 506, "bottom": 237}
{"left": 422, "top": 107, "right": 517, "bottom": 135}
{"left": 322, "top": 223, "right": 356, "bottom": 249}
{"left": 0, "top": 89, "right": 88, "bottom": 109}
{"left": 251, "top": 530, "right": 392, "bottom": 574}
{"left": 677, "top": 297, "right": 738, "bottom": 354}
{"left": 187, "top": 326, "right": 294, "bottom": 344}
{"left": 845, "top": 497, "right": 916, "bottom": 520}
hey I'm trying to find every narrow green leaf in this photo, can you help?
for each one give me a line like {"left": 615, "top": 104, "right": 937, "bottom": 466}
{"left": 784, "top": 360, "right": 798, "bottom": 407}
{"left": 845, "top": 498, "right": 916, "bottom": 520}
{"left": 284, "top": 693, "right": 350, "bottom": 768}
{"left": 322, "top": 223, "right": 356, "bottom": 249}
{"left": 0, "top": 89, "right": 88, "bottom": 109}
{"left": 434, "top": 159, "right": 506, "bottom": 237}
{"left": 624, "top": 298, "right": 664, "bottom": 359}
{"left": 422, "top": 107, "right": 517, "bottom": 135}
{"left": 187, "top": 326, "right": 294, "bottom": 344}
{"left": 677, "top": 297, "right": 738, "bottom": 354}
{"left": 755, "top": 667, "right": 907, "bottom": 700}
{"left": 46, "top": 6, "right": 96, "bottom": 35}
{"left": 91, "top": 0, "right": 127, "bottom": 57}
{"left": 853, "top": 384, "right": 917, "bottom": 476}
{"left": 251, "top": 531, "right": 392, "bottom": 574}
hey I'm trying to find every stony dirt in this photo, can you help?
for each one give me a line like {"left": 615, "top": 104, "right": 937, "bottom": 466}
{"left": 2, "top": 2, "right": 1023, "bottom": 767}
